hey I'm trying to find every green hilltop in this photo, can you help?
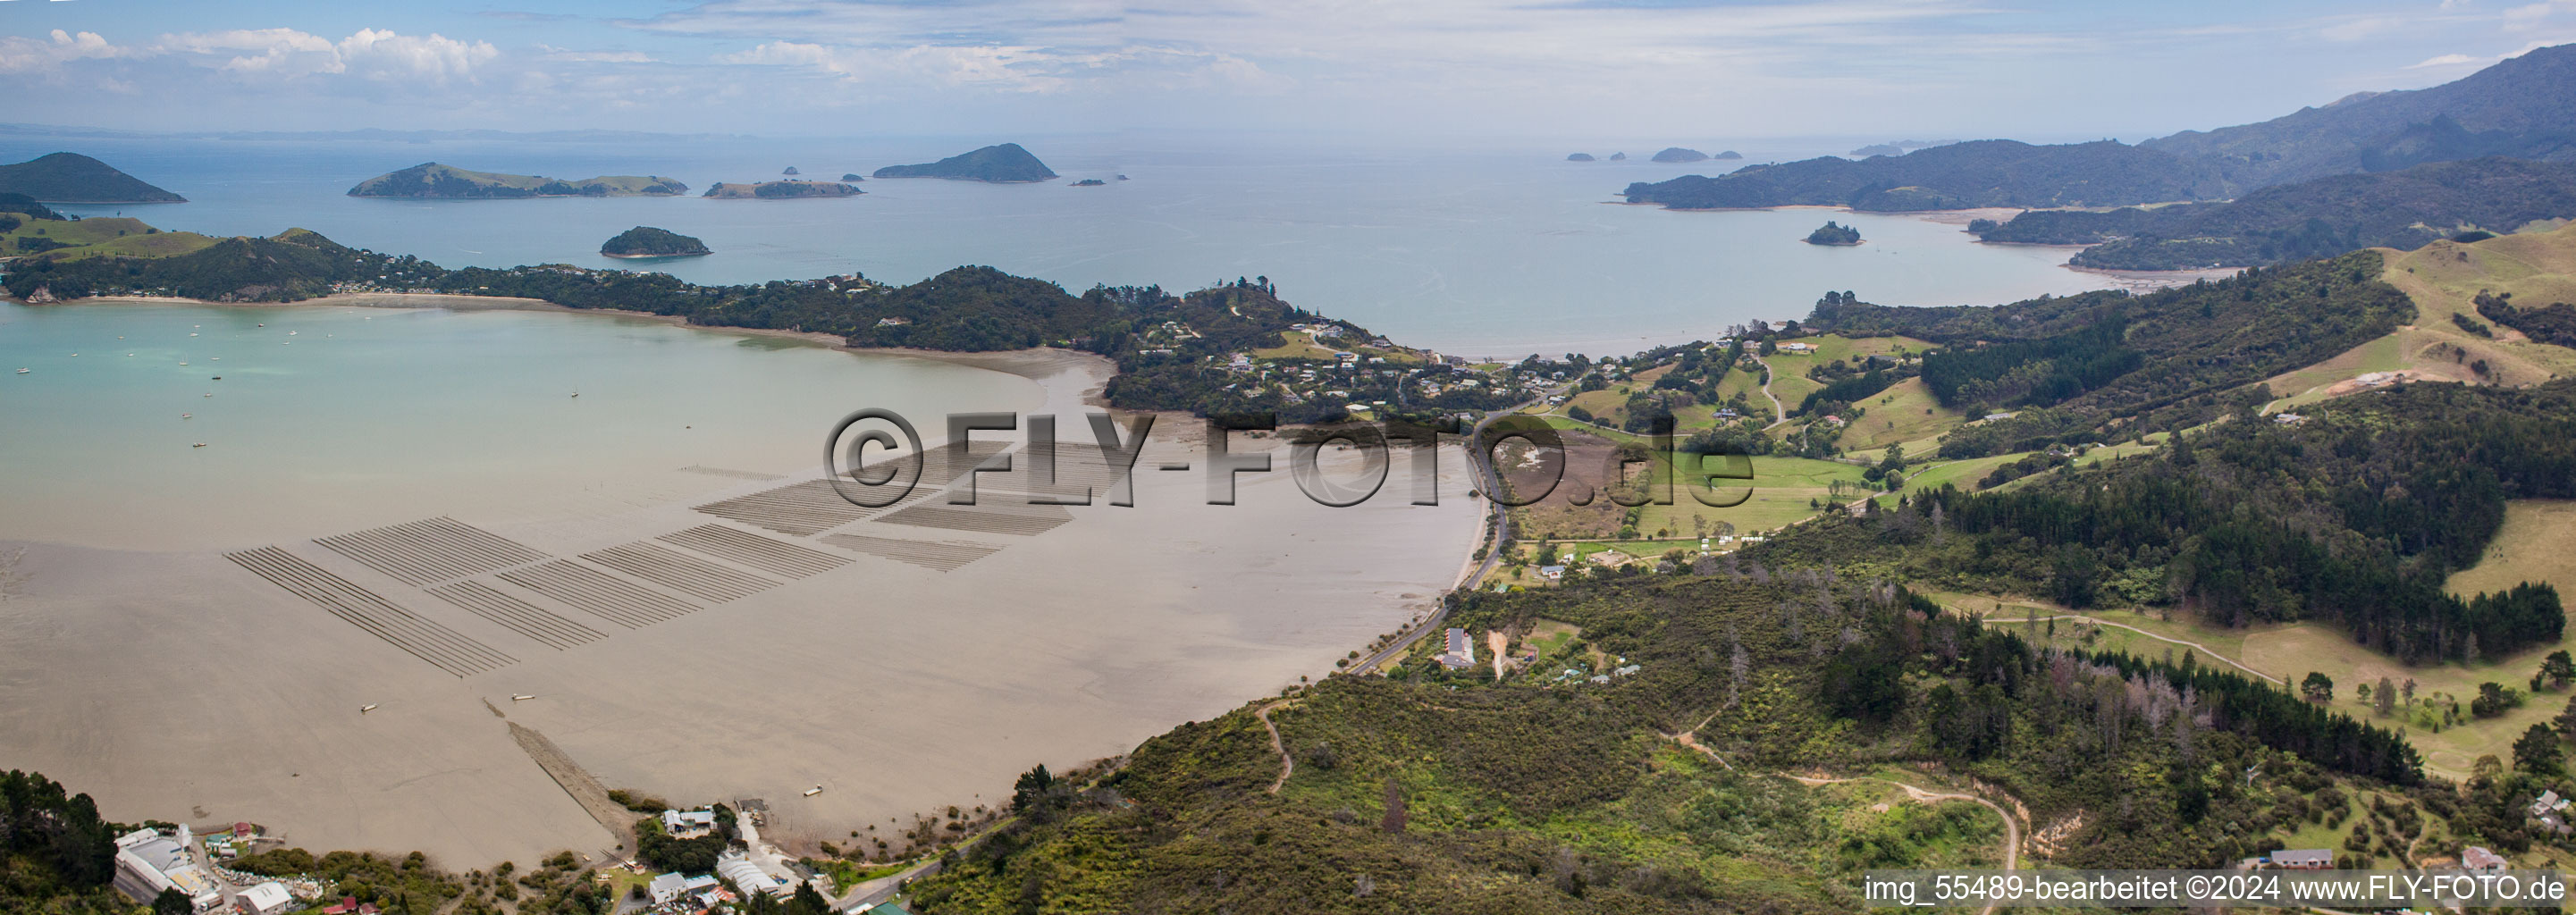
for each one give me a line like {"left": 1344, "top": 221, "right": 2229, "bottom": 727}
{"left": 347, "top": 163, "right": 688, "bottom": 198}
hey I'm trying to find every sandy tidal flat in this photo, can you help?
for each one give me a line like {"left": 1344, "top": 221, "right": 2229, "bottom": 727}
{"left": 0, "top": 303, "right": 1482, "bottom": 867}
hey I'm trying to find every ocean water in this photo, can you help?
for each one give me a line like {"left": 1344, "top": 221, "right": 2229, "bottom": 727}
{"left": 11, "top": 134, "right": 2122, "bottom": 356}
{"left": 0, "top": 299, "right": 1040, "bottom": 550}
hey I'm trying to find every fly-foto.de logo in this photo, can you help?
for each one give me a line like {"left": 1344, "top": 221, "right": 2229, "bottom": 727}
{"left": 825, "top": 410, "right": 1756, "bottom": 509}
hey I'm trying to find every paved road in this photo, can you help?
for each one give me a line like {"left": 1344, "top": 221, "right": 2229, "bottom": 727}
{"left": 835, "top": 860, "right": 939, "bottom": 911}
{"left": 1344, "top": 391, "right": 1552, "bottom": 676}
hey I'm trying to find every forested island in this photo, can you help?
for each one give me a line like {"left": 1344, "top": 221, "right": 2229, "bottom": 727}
{"left": 1650, "top": 147, "right": 1709, "bottom": 163}
{"left": 347, "top": 163, "right": 688, "bottom": 198}
{"left": 0, "top": 152, "right": 184, "bottom": 203}
{"left": 700, "top": 180, "right": 862, "bottom": 199}
{"left": 1071, "top": 179, "right": 1107, "bottom": 187}
{"left": 1566, "top": 152, "right": 1596, "bottom": 161}
{"left": 1804, "top": 221, "right": 1862, "bottom": 245}
{"left": 1622, "top": 139, "right": 2227, "bottom": 212}
{"left": 871, "top": 143, "right": 1057, "bottom": 182}
{"left": 1967, "top": 156, "right": 2576, "bottom": 270}
{"left": 599, "top": 226, "right": 710, "bottom": 258}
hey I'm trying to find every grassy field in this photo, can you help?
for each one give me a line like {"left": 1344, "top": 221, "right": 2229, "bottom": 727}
{"left": 1711, "top": 365, "right": 1774, "bottom": 419}
{"left": 2243, "top": 226, "right": 2576, "bottom": 414}
{"left": 1250, "top": 331, "right": 1344, "bottom": 361}
{"left": 2447, "top": 499, "right": 2576, "bottom": 599}
{"left": 1837, "top": 376, "right": 1966, "bottom": 452}
{"left": 1636, "top": 454, "right": 1870, "bottom": 537}
{"left": 38, "top": 231, "right": 221, "bottom": 261}
{"left": 1940, "top": 500, "right": 2576, "bottom": 782}
{"left": 4, "top": 215, "right": 161, "bottom": 249}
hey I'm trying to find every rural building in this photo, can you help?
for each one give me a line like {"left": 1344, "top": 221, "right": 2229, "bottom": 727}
{"left": 648, "top": 873, "right": 691, "bottom": 904}
{"left": 2462, "top": 845, "right": 2508, "bottom": 872}
{"left": 662, "top": 809, "right": 719, "bottom": 838}
{"left": 1435, "top": 627, "right": 1476, "bottom": 670}
{"left": 111, "top": 828, "right": 223, "bottom": 913}
{"left": 2269, "top": 849, "right": 2333, "bottom": 869}
{"left": 716, "top": 851, "right": 788, "bottom": 898}
{"left": 1538, "top": 565, "right": 1565, "bottom": 580}
{"left": 238, "top": 882, "right": 292, "bottom": 915}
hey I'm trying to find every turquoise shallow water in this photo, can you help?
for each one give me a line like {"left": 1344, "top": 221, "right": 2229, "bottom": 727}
{"left": 14, "top": 135, "right": 2121, "bottom": 356}
{"left": 0, "top": 300, "right": 1041, "bottom": 549}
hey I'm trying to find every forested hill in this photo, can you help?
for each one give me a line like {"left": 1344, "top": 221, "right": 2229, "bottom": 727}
{"left": 1970, "top": 157, "right": 2576, "bottom": 270}
{"left": 0, "top": 152, "right": 184, "bottom": 203}
{"left": 904, "top": 570, "right": 2419, "bottom": 911}
{"left": 1755, "top": 380, "right": 2576, "bottom": 666}
{"left": 2143, "top": 43, "right": 2576, "bottom": 189}
{"left": 1806, "top": 251, "right": 2414, "bottom": 450}
{"left": 1620, "top": 139, "right": 2226, "bottom": 212}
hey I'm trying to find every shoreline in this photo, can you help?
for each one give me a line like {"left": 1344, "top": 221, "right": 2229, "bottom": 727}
{"left": 1610, "top": 201, "right": 2238, "bottom": 291}
{"left": 65, "top": 291, "right": 860, "bottom": 349}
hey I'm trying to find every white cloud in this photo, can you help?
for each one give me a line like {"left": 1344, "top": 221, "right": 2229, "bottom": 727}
{"left": 535, "top": 45, "right": 656, "bottom": 63}
{"left": 2406, "top": 52, "right": 2484, "bottom": 67}
{"left": 150, "top": 27, "right": 495, "bottom": 84}
{"left": 0, "top": 29, "right": 127, "bottom": 75}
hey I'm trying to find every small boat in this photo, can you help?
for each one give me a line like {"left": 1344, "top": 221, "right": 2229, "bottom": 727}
{"left": 179, "top": 361, "right": 188, "bottom": 365}
{"left": 511, "top": 693, "right": 535, "bottom": 701}
{"left": 181, "top": 413, "right": 192, "bottom": 419}
{"left": 191, "top": 442, "right": 206, "bottom": 449}
{"left": 360, "top": 703, "right": 378, "bottom": 713}
{"left": 189, "top": 333, "right": 198, "bottom": 337}
{"left": 288, "top": 331, "right": 297, "bottom": 336}
{"left": 204, "top": 392, "right": 213, "bottom": 398}
{"left": 13, "top": 368, "right": 25, "bottom": 374}
{"left": 257, "top": 323, "right": 264, "bottom": 327}
{"left": 804, "top": 785, "right": 823, "bottom": 797}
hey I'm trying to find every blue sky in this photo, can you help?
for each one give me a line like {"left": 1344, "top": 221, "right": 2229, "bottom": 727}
{"left": 3, "top": 1, "right": 2572, "bottom": 141}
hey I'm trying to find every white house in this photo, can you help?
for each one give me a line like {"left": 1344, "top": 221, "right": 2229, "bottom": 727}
{"left": 662, "top": 808, "right": 718, "bottom": 838}
{"left": 647, "top": 873, "right": 691, "bottom": 905}
{"left": 238, "top": 883, "right": 292, "bottom": 915}
{"left": 1435, "top": 627, "right": 1476, "bottom": 670}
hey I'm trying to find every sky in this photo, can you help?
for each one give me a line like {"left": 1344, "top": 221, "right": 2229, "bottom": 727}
{"left": 4, "top": 0, "right": 2575, "bottom": 143}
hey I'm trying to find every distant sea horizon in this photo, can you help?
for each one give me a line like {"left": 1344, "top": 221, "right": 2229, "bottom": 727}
{"left": 11, "top": 130, "right": 2139, "bottom": 357}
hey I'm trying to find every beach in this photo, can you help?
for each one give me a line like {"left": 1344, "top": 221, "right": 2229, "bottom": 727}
{"left": 0, "top": 296, "right": 1483, "bottom": 867}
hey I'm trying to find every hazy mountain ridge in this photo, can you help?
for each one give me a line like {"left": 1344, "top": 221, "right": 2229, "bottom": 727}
{"left": 1621, "top": 139, "right": 2227, "bottom": 212}
{"left": 1971, "top": 156, "right": 2576, "bottom": 270}
{"left": 2144, "top": 43, "right": 2576, "bottom": 188}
